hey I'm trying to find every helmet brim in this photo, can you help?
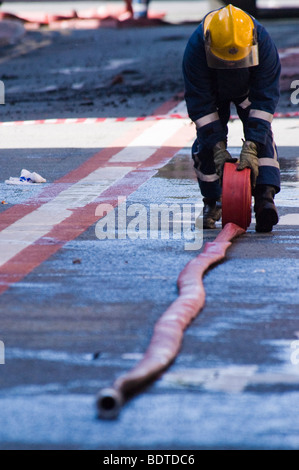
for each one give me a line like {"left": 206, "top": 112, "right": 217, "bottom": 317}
{"left": 205, "top": 43, "right": 259, "bottom": 69}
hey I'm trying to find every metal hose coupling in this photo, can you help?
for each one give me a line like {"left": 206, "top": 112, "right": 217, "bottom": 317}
{"left": 96, "top": 387, "right": 124, "bottom": 420}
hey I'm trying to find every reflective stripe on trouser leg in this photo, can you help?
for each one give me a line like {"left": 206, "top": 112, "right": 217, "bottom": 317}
{"left": 256, "top": 130, "right": 280, "bottom": 192}
{"left": 192, "top": 139, "right": 222, "bottom": 199}
{"left": 191, "top": 102, "right": 231, "bottom": 200}
{"left": 236, "top": 104, "right": 280, "bottom": 192}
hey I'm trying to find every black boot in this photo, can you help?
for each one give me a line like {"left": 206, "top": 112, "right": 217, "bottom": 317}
{"left": 203, "top": 198, "right": 222, "bottom": 229}
{"left": 254, "top": 185, "right": 279, "bottom": 233}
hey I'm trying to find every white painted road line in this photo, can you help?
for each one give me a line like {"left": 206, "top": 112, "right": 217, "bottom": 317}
{"left": 0, "top": 111, "right": 192, "bottom": 270}
{"left": 0, "top": 166, "right": 136, "bottom": 267}
{"left": 110, "top": 119, "right": 187, "bottom": 162}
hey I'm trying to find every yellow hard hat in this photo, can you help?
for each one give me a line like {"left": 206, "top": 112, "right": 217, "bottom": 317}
{"left": 204, "top": 4, "right": 259, "bottom": 68}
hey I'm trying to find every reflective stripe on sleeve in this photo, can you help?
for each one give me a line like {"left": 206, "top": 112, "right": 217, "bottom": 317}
{"left": 249, "top": 109, "right": 274, "bottom": 123}
{"left": 194, "top": 168, "right": 219, "bottom": 182}
{"left": 195, "top": 112, "right": 220, "bottom": 129}
{"left": 258, "top": 158, "right": 280, "bottom": 169}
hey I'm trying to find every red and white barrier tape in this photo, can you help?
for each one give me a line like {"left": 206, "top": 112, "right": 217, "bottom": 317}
{"left": 0, "top": 110, "right": 299, "bottom": 127}
{"left": 0, "top": 114, "right": 187, "bottom": 126}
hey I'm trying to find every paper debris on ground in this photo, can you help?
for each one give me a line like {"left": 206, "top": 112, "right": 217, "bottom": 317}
{"left": 5, "top": 169, "right": 47, "bottom": 185}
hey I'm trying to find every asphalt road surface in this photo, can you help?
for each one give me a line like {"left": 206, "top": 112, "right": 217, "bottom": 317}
{"left": 0, "top": 1, "right": 298, "bottom": 451}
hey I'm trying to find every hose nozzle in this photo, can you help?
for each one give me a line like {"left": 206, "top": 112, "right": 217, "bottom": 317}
{"left": 96, "top": 388, "right": 123, "bottom": 419}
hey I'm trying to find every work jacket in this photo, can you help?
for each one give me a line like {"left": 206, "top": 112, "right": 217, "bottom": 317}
{"left": 182, "top": 16, "right": 281, "bottom": 149}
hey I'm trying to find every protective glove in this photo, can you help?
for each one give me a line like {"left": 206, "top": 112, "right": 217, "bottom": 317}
{"left": 237, "top": 140, "right": 259, "bottom": 189}
{"left": 213, "top": 141, "right": 237, "bottom": 182}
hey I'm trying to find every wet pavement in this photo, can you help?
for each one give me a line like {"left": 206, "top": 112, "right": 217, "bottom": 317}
{"left": 0, "top": 0, "right": 298, "bottom": 451}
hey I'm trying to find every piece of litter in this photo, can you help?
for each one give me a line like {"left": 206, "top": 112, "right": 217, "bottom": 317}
{"left": 5, "top": 177, "right": 32, "bottom": 185}
{"left": 30, "top": 171, "right": 47, "bottom": 183}
{"left": 1, "top": 201, "right": 8, "bottom": 204}
{"left": 5, "top": 168, "right": 46, "bottom": 185}
{"left": 20, "top": 168, "right": 32, "bottom": 182}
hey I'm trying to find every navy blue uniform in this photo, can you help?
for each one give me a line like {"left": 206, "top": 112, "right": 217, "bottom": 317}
{"left": 183, "top": 16, "right": 281, "bottom": 199}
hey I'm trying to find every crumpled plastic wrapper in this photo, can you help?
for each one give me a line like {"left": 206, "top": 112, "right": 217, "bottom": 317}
{"left": 5, "top": 168, "right": 47, "bottom": 185}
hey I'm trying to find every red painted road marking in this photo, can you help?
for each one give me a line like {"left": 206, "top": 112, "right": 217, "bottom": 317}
{"left": 0, "top": 106, "right": 176, "bottom": 232}
{"left": 0, "top": 97, "right": 194, "bottom": 295}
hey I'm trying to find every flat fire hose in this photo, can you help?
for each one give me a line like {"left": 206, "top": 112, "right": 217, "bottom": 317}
{"left": 222, "top": 162, "right": 252, "bottom": 230}
{"left": 96, "top": 162, "right": 251, "bottom": 419}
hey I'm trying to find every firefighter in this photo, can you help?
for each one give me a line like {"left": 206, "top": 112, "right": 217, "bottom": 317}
{"left": 182, "top": 4, "right": 281, "bottom": 232}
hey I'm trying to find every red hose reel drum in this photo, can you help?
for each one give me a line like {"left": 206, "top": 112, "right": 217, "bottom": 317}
{"left": 222, "top": 162, "right": 252, "bottom": 230}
